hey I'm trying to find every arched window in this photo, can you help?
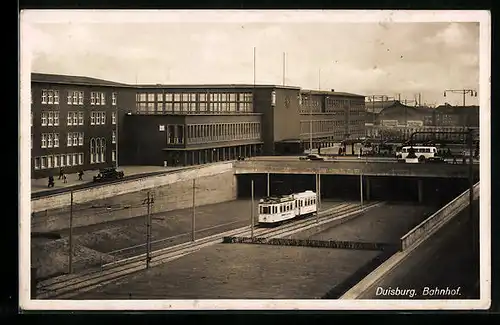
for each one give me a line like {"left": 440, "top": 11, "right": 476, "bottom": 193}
{"left": 101, "top": 138, "right": 106, "bottom": 162}
{"left": 90, "top": 138, "right": 95, "bottom": 164}
{"left": 96, "top": 138, "right": 101, "bottom": 163}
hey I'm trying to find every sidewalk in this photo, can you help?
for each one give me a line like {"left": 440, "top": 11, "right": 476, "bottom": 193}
{"left": 31, "top": 166, "right": 188, "bottom": 194}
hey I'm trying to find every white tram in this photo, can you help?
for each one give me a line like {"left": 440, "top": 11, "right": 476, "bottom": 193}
{"left": 258, "top": 190, "right": 318, "bottom": 225}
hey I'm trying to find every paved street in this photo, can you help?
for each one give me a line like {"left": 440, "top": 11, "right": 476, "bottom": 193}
{"left": 292, "top": 203, "right": 438, "bottom": 244}
{"left": 358, "top": 200, "right": 480, "bottom": 299}
{"left": 31, "top": 165, "right": 189, "bottom": 193}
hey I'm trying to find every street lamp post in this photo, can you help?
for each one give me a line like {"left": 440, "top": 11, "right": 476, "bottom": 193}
{"left": 309, "top": 96, "right": 313, "bottom": 153}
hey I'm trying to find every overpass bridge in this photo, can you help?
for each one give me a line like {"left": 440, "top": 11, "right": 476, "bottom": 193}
{"left": 234, "top": 160, "right": 479, "bottom": 178}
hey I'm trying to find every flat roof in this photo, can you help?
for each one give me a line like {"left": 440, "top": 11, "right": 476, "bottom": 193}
{"left": 125, "top": 112, "right": 263, "bottom": 117}
{"left": 134, "top": 84, "right": 301, "bottom": 90}
{"left": 31, "top": 73, "right": 130, "bottom": 87}
{"left": 300, "top": 89, "right": 365, "bottom": 98}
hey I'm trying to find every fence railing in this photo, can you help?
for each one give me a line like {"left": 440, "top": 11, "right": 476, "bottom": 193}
{"left": 400, "top": 181, "right": 480, "bottom": 251}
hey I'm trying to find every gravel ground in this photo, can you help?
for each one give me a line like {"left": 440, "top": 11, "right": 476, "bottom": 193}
{"left": 31, "top": 237, "right": 115, "bottom": 279}
{"left": 74, "top": 243, "right": 380, "bottom": 300}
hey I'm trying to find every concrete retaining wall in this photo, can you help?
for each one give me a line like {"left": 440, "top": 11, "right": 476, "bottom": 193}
{"left": 400, "top": 182, "right": 480, "bottom": 251}
{"left": 31, "top": 170, "right": 237, "bottom": 233}
{"left": 234, "top": 161, "right": 477, "bottom": 178}
{"left": 31, "top": 162, "right": 234, "bottom": 213}
{"left": 339, "top": 182, "right": 480, "bottom": 299}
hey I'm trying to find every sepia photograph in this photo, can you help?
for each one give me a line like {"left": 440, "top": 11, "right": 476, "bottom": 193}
{"left": 19, "top": 10, "right": 491, "bottom": 310}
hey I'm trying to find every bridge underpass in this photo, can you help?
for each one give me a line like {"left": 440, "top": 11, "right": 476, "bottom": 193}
{"left": 237, "top": 174, "right": 475, "bottom": 206}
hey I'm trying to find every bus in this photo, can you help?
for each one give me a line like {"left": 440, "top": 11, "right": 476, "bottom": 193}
{"left": 396, "top": 146, "right": 438, "bottom": 162}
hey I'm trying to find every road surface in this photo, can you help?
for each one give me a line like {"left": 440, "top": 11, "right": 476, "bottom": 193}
{"left": 358, "top": 200, "right": 480, "bottom": 299}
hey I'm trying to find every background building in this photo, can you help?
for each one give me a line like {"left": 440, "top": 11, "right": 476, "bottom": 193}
{"left": 364, "top": 100, "right": 479, "bottom": 141}
{"left": 31, "top": 73, "right": 129, "bottom": 179}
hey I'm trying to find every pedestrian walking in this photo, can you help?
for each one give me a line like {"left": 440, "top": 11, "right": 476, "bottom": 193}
{"left": 63, "top": 174, "right": 68, "bottom": 184}
{"left": 58, "top": 167, "right": 64, "bottom": 180}
{"left": 48, "top": 175, "right": 55, "bottom": 188}
{"left": 78, "top": 170, "right": 84, "bottom": 181}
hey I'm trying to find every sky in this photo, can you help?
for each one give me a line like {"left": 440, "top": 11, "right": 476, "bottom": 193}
{"left": 22, "top": 11, "right": 484, "bottom": 107}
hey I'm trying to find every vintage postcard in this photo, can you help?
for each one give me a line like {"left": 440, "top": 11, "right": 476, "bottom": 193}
{"left": 19, "top": 10, "right": 491, "bottom": 311}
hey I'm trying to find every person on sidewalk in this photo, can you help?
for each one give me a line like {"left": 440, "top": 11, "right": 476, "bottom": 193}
{"left": 58, "top": 167, "right": 64, "bottom": 180}
{"left": 48, "top": 175, "right": 55, "bottom": 188}
{"left": 63, "top": 173, "right": 68, "bottom": 184}
{"left": 78, "top": 170, "right": 84, "bottom": 181}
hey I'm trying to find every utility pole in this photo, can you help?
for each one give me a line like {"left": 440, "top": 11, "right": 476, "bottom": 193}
{"left": 282, "top": 52, "right": 286, "bottom": 86}
{"left": 143, "top": 191, "right": 154, "bottom": 269}
{"left": 468, "top": 129, "right": 476, "bottom": 256}
{"left": 267, "top": 173, "right": 270, "bottom": 197}
{"left": 359, "top": 174, "right": 364, "bottom": 209}
{"left": 315, "top": 173, "right": 319, "bottom": 223}
{"left": 68, "top": 190, "right": 74, "bottom": 274}
{"left": 253, "top": 47, "right": 256, "bottom": 87}
{"left": 251, "top": 180, "right": 255, "bottom": 240}
{"left": 318, "top": 68, "right": 321, "bottom": 91}
{"left": 308, "top": 94, "right": 313, "bottom": 153}
{"left": 192, "top": 179, "right": 196, "bottom": 242}
{"left": 115, "top": 100, "right": 119, "bottom": 168}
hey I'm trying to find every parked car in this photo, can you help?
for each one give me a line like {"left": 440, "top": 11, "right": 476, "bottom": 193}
{"left": 306, "top": 153, "right": 325, "bottom": 161}
{"left": 426, "top": 156, "right": 447, "bottom": 164}
{"left": 93, "top": 167, "right": 125, "bottom": 182}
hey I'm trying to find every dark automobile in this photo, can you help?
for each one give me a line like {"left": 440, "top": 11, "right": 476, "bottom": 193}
{"left": 305, "top": 153, "right": 325, "bottom": 161}
{"left": 93, "top": 167, "right": 125, "bottom": 182}
{"left": 426, "top": 156, "right": 446, "bottom": 164}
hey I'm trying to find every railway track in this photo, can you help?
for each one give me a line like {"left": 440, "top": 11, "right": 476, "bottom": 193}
{"left": 36, "top": 201, "right": 383, "bottom": 299}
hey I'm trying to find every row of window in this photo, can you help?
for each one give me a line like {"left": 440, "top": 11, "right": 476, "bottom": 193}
{"left": 89, "top": 138, "right": 107, "bottom": 164}
{"left": 136, "top": 92, "right": 253, "bottom": 103}
{"left": 135, "top": 101, "right": 254, "bottom": 114}
{"left": 186, "top": 122, "right": 261, "bottom": 144}
{"left": 40, "top": 133, "right": 60, "bottom": 148}
{"left": 300, "top": 120, "right": 346, "bottom": 135}
{"left": 259, "top": 197, "right": 317, "bottom": 215}
{"left": 40, "top": 89, "right": 117, "bottom": 106}
{"left": 39, "top": 132, "right": 84, "bottom": 148}
{"left": 34, "top": 153, "right": 85, "bottom": 170}
{"left": 90, "top": 111, "right": 108, "bottom": 125}
{"left": 36, "top": 111, "right": 117, "bottom": 127}
{"left": 36, "top": 130, "right": 115, "bottom": 149}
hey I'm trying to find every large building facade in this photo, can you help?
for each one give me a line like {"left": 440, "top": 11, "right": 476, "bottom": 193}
{"left": 120, "top": 85, "right": 264, "bottom": 166}
{"left": 30, "top": 73, "right": 128, "bottom": 179}
{"left": 29, "top": 73, "right": 367, "bottom": 176}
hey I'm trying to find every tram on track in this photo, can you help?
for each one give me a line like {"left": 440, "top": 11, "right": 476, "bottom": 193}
{"left": 258, "top": 190, "right": 317, "bottom": 225}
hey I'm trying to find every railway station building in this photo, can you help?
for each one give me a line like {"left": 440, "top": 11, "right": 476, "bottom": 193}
{"left": 30, "top": 73, "right": 131, "bottom": 179}
{"left": 121, "top": 85, "right": 367, "bottom": 165}
{"left": 29, "top": 72, "right": 369, "bottom": 174}
{"left": 120, "top": 85, "right": 267, "bottom": 166}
